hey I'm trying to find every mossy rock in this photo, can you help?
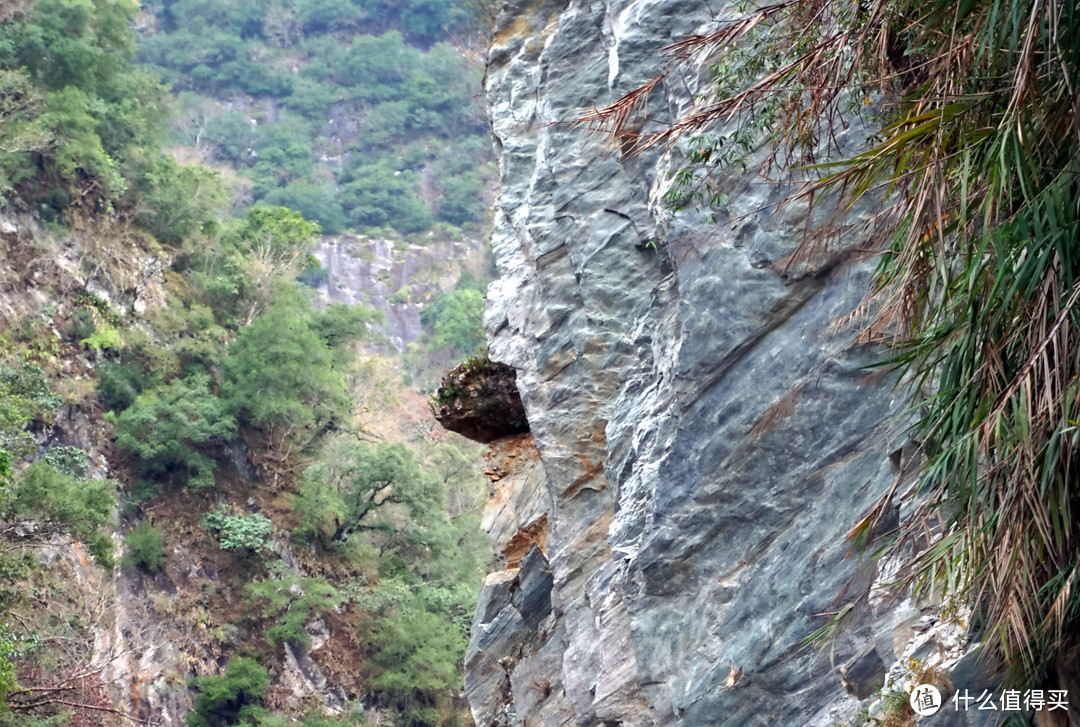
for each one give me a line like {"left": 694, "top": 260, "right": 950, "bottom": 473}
{"left": 432, "top": 355, "right": 529, "bottom": 443}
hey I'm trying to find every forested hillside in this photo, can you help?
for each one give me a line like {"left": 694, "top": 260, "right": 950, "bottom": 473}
{"left": 0, "top": 1, "right": 496, "bottom": 725}
{"left": 138, "top": 0, "right": 493, "bottom": 236}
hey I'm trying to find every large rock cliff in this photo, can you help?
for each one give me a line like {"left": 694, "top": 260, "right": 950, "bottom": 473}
{"left": 465, "top": 2, "right": 967, "bottom": 726}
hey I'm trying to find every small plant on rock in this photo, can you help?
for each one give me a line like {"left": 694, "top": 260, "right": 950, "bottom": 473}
{"left": 122, "top": 521, "right": 165, "bottom": 573}
{"left": 202, "top": 505, "right": 273, "bottom": 555}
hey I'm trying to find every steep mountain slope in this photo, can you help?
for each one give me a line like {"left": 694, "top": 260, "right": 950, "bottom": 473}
{"left": 0, "top": 2, "right": 496, "bottom": 725}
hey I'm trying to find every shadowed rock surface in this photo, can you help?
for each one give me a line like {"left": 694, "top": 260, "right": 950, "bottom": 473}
{"left": 434, "top": 357, "right": 530, "bottom": 443}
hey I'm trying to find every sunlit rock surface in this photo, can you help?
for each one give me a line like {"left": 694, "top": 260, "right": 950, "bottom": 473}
{"left": 465, "top": 1, "right": 936, "bottom": 726}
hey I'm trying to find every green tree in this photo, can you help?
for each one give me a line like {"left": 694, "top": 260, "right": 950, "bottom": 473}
{"left": 221, "top": 302, "right": 349, "bottom": 440}
{"left": 165, "top": 0, "right": 263, "bottom": 35}
{"left": 0, "top": 0, "right": 173, "bottom": 202}
{"left": 3, "top": 461, "right": 115, "bottom": 567}
{"left": 424, "top": 288, "right": 484, "bottom": 355}
{"left": 296, "top": 0, "right": 366, "bottom": 34}
{"left": 280, "top": 76, "right": 336, "bottom": 120}
{"left": 310, "top": 302, "right": 382, "bottom": 362}
{"left": 0, "top": 69, "right": 49, "bottom": 193}
{"left": 185, "top": 657, "right": 269, "bottom": 727}
{"left": 367, "top": 600, "right": 465, "bottom": 727}
{"left": 339, "top": 163, "right": 433, "bottom": 234}
{"left": 0, "top": 387, "right": 121, "bottom": 706}
{"left": 39, "top": 85, "right": 125, "bottom": 195}
{"left": 130, "top": 154, "right": 227, "bottom": 245}
{"left": 400, "top": 0, "right": 450, "bottom": 45}
{"left": 293, "top": 441, "right": 439, "bottom": 546}
{"left": 203, "top": 111, "right": 259, "bottom": 163}
{"left": 227, "top": 205, "right": 321, "bottom": 271}
{"left": 115, "top": 372, "right": 235, "bottom": 490}
{"left": 218, "top": 205, "right": 322, "bottom": 323}
{"left": 261, "top": 180, "right": 346, "bottom": 234}
{"left": 249, "top": 113, "right": 316, "bottom": 194}
{"left": 0, "top": 0, "right": 137, "bottom": 95}
{"left": 339, "top": 31, "right": 418, "bottom": 101}
{"left": 0, "top": 363, "right": 63, "bottom": 460}
{"left": 122, "top": 521, "right": 165, "bottom": 572}
{"left": 244, "top": 562, "right": 342, "bottom": 647}
{"left": 359, "top": 100, "right": 410, "bottom": 149}
{"left": 436, "top": 171, "right": 484, "bottom": 226}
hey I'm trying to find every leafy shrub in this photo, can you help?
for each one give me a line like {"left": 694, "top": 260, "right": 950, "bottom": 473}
{"left": 244, "top": 563, "right": 342, "bottom": 647}
{"left": 95, "top": 359, "right": 145, "bottom": 412}
{"left": 123, "top": 522, "right": 165, "bottom": 572}
{"left": 63, "top": 308, "right": 96, "bottom": 342}
{"left": 42, "top": 446, "right": 90, "bottom": 479}
{"left": 80, "top": 322, "right": 123, "bottom": 352}
{"left": 121, "top": 479, "right": 163, "bottom": 518}
{"left": 115, "top": 372, "right": 235, "bottom": 490}
{"left": 3, "top": 461, "right": 115, "bottom": 568}
{"left": 0, "top": 363, "right": 63, "bottom": 431}
{"left": 202, "top": 506, "right": 273, "bottom": 554}
{"left": 185, "top": 656, "right": 269, "bottom": 727}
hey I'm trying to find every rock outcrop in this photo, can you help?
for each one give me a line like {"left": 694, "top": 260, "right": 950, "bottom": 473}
{"left": 434, "top": 357, "right": 529, "bottom": 443}
{"left": 465, "top": 2, "right": 968, "bottom": 726}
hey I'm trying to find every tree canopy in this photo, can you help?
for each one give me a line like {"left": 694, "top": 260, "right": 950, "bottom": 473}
{"left": 293, "top": 441, "right": 440, "bottom": 547}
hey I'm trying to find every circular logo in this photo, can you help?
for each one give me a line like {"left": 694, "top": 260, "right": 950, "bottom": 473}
{"left": 910, "top": 684, "right": 943, "bottom": 716}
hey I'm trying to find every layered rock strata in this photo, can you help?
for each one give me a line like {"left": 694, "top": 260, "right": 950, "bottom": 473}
{"left": 465, "top": 1, "right": 948, "bottom": 726}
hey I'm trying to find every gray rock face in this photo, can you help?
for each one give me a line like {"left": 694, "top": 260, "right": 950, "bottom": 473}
{"left": 468, "top": 1, "right": 927, "bottom": 726}
{"left": 314, "top": 233, "right": 487, "bottom": 350}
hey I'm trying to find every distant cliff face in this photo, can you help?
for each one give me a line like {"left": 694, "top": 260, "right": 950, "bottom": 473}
{"left": 314, "top": 233, "right": 487, "bottom": 350}
{"left": 466, "top": 2, "right": 947, "bottom": 726}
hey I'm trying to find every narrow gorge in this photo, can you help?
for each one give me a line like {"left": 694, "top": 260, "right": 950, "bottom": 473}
{"left": 3, "top": 0, "right": 1077, "bottom": 724}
